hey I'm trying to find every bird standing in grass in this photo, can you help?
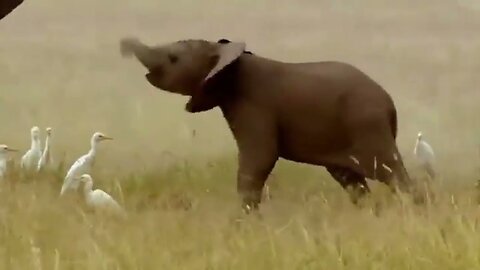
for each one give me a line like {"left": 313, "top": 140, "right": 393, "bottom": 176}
{"left": 60, "top": 132, "right": 113, "bottom": 195}
{"left": 21, "top": 126, "right": 42, "bottom": 171}
{"left": 413, "top": 132, "right": 436, "bottom": 180}
{"left": 0, "top": 144, "right": 18, "bottom": 180}
{"left": 37, "top": 127, "right": 54, "bottom": 172}
{"left": 77, "top": 174, "right": 126, "bottom": 217}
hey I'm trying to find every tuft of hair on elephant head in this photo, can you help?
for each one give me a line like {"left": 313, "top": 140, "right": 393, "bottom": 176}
{"left": 0, "top": 0, "right": 24, "bottom": 21}
{"left": 120, "top": 36, "right": 417, "bottom": 212}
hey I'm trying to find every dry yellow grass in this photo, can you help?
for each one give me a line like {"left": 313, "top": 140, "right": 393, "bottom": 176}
{"left": 1, "top": 0, "right": 480, "bottom": 269}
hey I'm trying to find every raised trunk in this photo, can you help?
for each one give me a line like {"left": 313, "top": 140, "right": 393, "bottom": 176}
{"left": 120, "top": 38, "right": 162, "bottom": 70}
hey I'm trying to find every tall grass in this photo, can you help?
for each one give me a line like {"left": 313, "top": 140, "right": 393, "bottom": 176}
{"left": 0, "top": 160, "right": 479, "bottom": 269}
{"left": 1, "top": 0, "right": 480, "bottom": 268}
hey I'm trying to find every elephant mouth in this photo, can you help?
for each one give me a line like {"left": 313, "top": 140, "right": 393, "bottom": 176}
{"left": 145, "top": 70, "right": 163, "bottom": 89}
{"left": 145, "top": 70, "right": 192, "bottom": 97}
{"left": 185, "top": 97, "right": 196, "bottom": 112}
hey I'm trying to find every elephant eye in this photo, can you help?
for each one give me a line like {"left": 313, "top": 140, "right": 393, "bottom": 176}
{"left": 168, "top": 53, "right": 179, "bottom": 64}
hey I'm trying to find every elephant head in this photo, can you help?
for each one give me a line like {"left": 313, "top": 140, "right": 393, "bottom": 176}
{"left": 0, "top": 0, "right": 24, "bottom": 20}
{"left": 120, "top": 37, "right": 247, "bottom": 112}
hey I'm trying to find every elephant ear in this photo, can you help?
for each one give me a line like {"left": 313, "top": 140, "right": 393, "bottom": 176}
{"left": 186, "top": 41, "right": 246, "bottom": 113}
{"left": 0, "top": 0, "right": 24, "bottom": 20}
{"left": 203, "top": 41, "right": 246, "bottom": 83}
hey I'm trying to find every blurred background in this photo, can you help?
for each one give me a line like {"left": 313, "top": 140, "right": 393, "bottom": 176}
{"left": 1, "top": 1, "right": 480, "bottom": 269}
{"left": 0, "top": 0, "right": 479, "bottom": 180}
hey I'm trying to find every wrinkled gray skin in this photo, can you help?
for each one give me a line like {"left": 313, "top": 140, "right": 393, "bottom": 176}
{"left": 120, "top": 37, "right": 414, "bottom": 213}
{"left": 0, "top": 0, "right": 23, "bottom": 20}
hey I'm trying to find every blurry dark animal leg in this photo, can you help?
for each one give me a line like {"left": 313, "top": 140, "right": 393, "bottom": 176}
{"left": 376, "top": 146, "right": 414, "bottom": 194}
{"left": 327, "top": 166, "right": 370, "bottom": 205}
{"left": 228, "top": 110, "right": 278, "bottom": 214}
{"left": 237, "top": 154, "right": 276, "bottom": 214}
{"left": 343, "top": 108, "right": 413, "bottom": 195}
{"left": 390, "top": 145, "right": 414, "bottom": 192}
{"left": 237, "top": 149, "right": 278, "bottom": 213}
{"left": 376, "top": 147, "right": 428, "bottom": 204}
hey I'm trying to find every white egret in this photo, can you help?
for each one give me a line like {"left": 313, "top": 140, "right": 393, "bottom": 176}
{"left": 0, "top": 144, "right": 18, "bottom": 180}
{"left": 60, "top": 132, "right": 113, "bottom": 195}
{"left": 413, "top": 131, "right": 436, "bottom": 179}
{"left": 21, "top": 126, "right": 42, "bottom": 171}
{"left": 77, "top": 174, "right": 126, "bottom": 217}
{"left": 37, "top": 127, "right": 53, "bottom": 172}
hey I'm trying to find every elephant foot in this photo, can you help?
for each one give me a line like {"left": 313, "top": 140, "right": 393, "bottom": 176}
{"left": 346, "top": 182, "right": 371, "bottom": 206}
{"left": 327, "top": 166, "right": 371, "bottom": 206}
{"left": 242, "top": 202, "right": 258, "bottom": 214}
{"left": 237, "top": 201, "right": 264, "bottom": 223}
{"left": 239, "top": 188, "right": 262, "bottom": 215}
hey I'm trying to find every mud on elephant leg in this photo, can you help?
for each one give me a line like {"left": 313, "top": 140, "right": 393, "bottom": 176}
{"left": 327, "top": 166, "right": 371, "bottom": 205}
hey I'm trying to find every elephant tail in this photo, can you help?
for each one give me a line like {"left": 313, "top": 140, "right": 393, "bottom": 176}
{"left": 390, "top": 108, "right": 398, "bottom": 139}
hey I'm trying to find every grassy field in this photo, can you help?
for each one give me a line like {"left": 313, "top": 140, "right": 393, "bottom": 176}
{"left": 1, "top": 0, "right": 480, "bottom": 269}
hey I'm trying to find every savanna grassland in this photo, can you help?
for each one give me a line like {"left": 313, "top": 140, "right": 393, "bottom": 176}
{"left": 1, "top": 0, "right": 480, "bottom": 269}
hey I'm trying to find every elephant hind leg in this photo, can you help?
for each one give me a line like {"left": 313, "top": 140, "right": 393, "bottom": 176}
{"left": 374, "top": 145, "right": 414, "bottom": 194}
{"left": 367, "top": 145, "right": 431, "bottom": 204}
{"left": 326, "top": 166, "right": 370, "bottom": 205}
{"left": 345, "top": 126, "right": 413, "bottom": 195}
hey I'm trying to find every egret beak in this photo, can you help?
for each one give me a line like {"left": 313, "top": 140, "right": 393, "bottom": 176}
{"left": 6, "top": 148, "right": 18, "bottom": 152}
{"left": 103, "top": 136, "right": 113, "bottom": 140}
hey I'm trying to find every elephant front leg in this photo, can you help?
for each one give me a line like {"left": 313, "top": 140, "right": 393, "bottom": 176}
{"left": 223, "top": 105, "right": 278, "bottom": 213}
{"left": 237, "top": 151, "right": 278, "bottom": 214}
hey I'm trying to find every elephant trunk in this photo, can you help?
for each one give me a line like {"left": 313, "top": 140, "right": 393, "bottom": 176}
{"left": 120, "top": 37, "right": 160, "bottom": 70}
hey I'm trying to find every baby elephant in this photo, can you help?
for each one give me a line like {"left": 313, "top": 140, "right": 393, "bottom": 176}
{"left": 120, "top": 37, "right": 413, "bottom": 212}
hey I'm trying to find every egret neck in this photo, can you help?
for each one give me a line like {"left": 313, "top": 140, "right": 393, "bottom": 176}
{"left": 0, "top": 153, "right": 8, "bottom": 178}
{"left": 88, "top": 135, "right": 99, "bottom": 160}
{"left": 32, "top": 135, "right": 41, "bottom": 154}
